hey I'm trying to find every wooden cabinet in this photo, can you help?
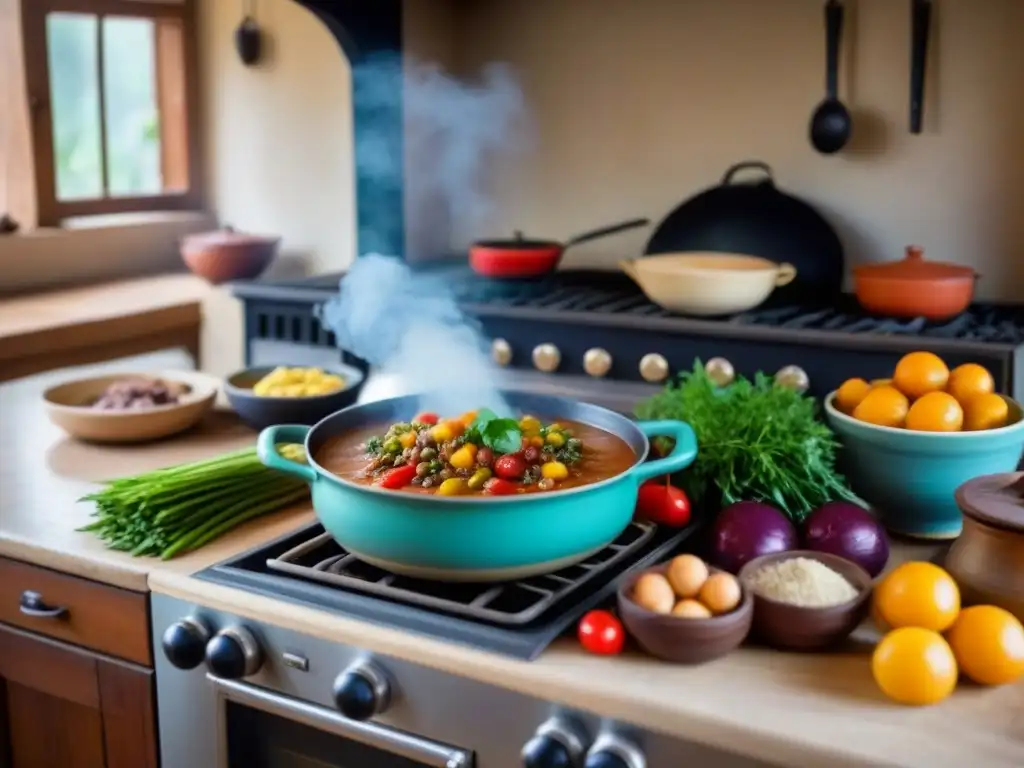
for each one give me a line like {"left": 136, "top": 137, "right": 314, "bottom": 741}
{"left": 0, "top": 558, "right": 158, "bottom": 768}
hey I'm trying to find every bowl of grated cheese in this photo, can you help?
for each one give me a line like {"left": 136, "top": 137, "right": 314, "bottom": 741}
{"left": 738, "top": 550, "right": 873, "bottom": 651}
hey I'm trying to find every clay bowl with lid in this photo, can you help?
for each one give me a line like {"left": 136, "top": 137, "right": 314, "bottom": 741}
{"left": 617, "top": 562, "right": 753, "bottom": 664}
{"left": 852, "top": 245, "right": 977, "bottom": 321}
{"left": 181, "top": 226, "right": 280, "bottom": 284}
{"left": 948, "top": 473, "right": 1024, "bottom": 623}
{"left": 737, "top": 550, "right": 873, "bottom": 652}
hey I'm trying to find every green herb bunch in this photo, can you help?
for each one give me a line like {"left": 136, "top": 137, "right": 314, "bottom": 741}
{"left": 635, "top": 361, "right": 858, "bottom": 521}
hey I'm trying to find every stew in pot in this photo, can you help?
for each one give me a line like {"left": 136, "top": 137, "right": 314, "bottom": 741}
{"left": 314, "top": 408, "right": 637, "bottom": 496}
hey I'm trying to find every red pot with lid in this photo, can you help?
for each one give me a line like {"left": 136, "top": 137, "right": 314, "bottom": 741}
{"left": 852, "top": 245, "right": 977, "bottom": 321}
{"left": 181, "top": 225, "right": 281, "bottom": 284}
{"left": 470, "top": 217, "right": 649, "bottom": 279}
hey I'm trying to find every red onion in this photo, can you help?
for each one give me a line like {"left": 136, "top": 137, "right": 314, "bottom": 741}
{"left": 803, "top": 501, "right": 890, "bottom": 577}
{"left": 709, "top": 501, "right": 799, "bottom": 574}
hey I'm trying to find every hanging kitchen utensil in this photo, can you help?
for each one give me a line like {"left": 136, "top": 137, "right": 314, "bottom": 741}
{"left": 235, "top": 0, "right": 264, "bottom": 67}
{"left": 809, "top": 0, "right": 852, "bottom": 154}
{"left": 852, "top": 245, "right": 976, "bottom": 320}
{"left": 910, "top": 0, "right": 932, "bottom": 134}
{"left": 470, "top": 217, "right": 650, "bottom": 279}
{"left": 644, "top": 161, "right": 844, "bottom": 299}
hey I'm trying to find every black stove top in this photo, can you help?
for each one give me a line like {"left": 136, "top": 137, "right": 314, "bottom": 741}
{"left": 196, "top": 519, "right": 698, "bottom": 660}
{"left": 235, "top": 266, "right": 1024, "bottom": 344}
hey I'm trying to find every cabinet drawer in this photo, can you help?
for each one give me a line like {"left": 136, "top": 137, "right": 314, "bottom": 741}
{"left": 0, "top": 557, "right": 151, "bottom": 666}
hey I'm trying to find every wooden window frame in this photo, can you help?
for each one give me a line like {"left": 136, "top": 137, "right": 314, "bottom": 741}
{"left": 20, "top": 0, "right": 203, "bottom": 226}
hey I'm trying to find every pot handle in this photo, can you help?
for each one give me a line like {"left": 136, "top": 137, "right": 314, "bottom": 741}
{"left": 631, "top": 420, "right": 698, "bottom": 486}
{"left": 721, "top": 161, "right": 775, "bottom": 186}
{"left": 619, "top": 259, "right": 641, "bottom": 283}
{"left": 775, "top": 263, "right": 797, "bottom": 287}
{"left": 257, "top": 425, "right": 319, "bottom": 484}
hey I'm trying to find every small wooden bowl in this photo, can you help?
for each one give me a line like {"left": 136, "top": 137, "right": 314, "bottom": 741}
{"left": 737, "top": 550, "right": 873, "bottom": 652}
{"left": 43, "top": 371, "right": 218, "bottom": 444}
{"left": 617, "top": 562, "right": 753, "bottom": 664}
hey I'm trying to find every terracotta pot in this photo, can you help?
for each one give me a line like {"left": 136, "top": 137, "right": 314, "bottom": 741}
{"left": 852, "top": 245, "right": 976, "bottom": 321}
{"left": 181, "top": 226, "right": 280, "bottom": 284}
{"left": 948, "top": 473, "right": 1024, "bottom": 622}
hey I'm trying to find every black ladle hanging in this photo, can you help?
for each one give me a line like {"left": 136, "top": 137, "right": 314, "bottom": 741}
{"left": 809, "top": 0, "right": 852, "bottom": 155}
{"left": 909, "top": 0, "right": 932, "bottom": 134}
{"left": 235, "top": 0, "right": 263, "bottom": 67}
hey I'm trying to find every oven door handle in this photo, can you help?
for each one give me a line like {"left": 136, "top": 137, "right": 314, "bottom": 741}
{"left": 208, "top": 675, "right": 473, "bottom": 768}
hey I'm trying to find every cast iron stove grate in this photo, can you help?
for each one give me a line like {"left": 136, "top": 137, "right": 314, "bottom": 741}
{"left": 264, "top": 520, "right": 656, "bottom": 626}
{"left": 246, "top": 267, "right": 1024, "bottom": 342}
{"left": 195, "top": 518, "right": 694, "bottom": 660}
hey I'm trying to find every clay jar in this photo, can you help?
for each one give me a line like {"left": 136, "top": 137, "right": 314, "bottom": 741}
{"left": 852, "top": 245, "right": 976, "bottom": 321}
{"left": 948, "top": 473, "right": 1024, "bottom": 622}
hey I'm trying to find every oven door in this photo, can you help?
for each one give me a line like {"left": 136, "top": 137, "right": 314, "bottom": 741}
{"left": 212, "top": 676, "right": 473, "bottom": 768}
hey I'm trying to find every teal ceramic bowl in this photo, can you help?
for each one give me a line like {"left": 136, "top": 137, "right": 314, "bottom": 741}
{"left": 824, "top": 392, "right": 1024, "bottom": 540}
{"left": 258, "top": 392, "right": 697, "bottom": 581}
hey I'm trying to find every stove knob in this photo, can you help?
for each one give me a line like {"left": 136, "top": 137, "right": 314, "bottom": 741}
{"left": 775, "top": 364, "right": 810, "bottom": 394}
{"left": 205, "top": 626, "right": 262, "bottom": 679}
{"left": 584, "top": 734, "right": 646, "bottom": 768}
{"left": 706, "top": 356, "right": 736, "bottom": 387}
{"left": 521, "top": 717, "right": 587, "bottom": 768}
{"left": 533, "top": 343, "right": 561, "bottom": 373}
{"left": 638, "top": 353, "right": 669, "bottom": 383}
{"left": 333, "top": 661, "right": 391, "bottom": 721}
{"left": 162, "top": 617, "right": 210, "bottom": 670}
{"left": 583, "top": 348, "right": 612, "bottom": 378}
{"left": 492, "top": 338, "right": 513, "bottom": 367}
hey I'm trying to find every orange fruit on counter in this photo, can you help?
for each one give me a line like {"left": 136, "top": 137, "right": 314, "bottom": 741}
{"left": 904, "top": 392, "right": 964, "bottom": 432}
{"left": 871, "top": 378, "right": 893, "bottom": 388}
{"left": 873, "top": 561, "right": 960, "bottom": 632}
{"left": 852, "top": 386, "right": 909, "bottom": 428}
{"left": 946, "top": 363, "right": 995, "bottom": 404}
{"left": 835, "top": 378, "right": 872, "bottom": 413}
{"left": 962, "top": 392, "right": 1010, "bottom": 431}
{"left": 893, "top": 351, "right": 950, "bottom": 399}
{"left": 946, "top": 605, "right": 1024, "bottom": 686}
{"left": 872, "top": 627, "right": 958, "bottom": 706}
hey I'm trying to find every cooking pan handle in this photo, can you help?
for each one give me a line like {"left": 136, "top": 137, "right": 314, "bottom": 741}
{"left": 721, "top": 161, "right": 775, "bottom": 186}
{"left": 257, "top": 424, "right": 319, "bottom": 484}
{"left": 631, "top": 420, "right": 698, "bottom": 485}
{"left": 565, "top": 218, "right": 651, "bottom": 248}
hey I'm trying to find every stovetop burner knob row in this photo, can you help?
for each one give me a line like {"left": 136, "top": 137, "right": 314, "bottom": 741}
{"left": 522, "top": 718, "right": 645, "bottom": 768}
{"left": 161, "top": 617, "right": 261, "bottom": 679}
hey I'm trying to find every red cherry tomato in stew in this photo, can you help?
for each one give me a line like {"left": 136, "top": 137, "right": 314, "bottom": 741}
{"left": 493, "top": 454, "right": 527, "bottom": 480}
{"left": 634, "top": 482, "right": 691, "bottom": 527}
{"left": 413, "top": 412, "right": 439, "bottom": 425}
{"left": 377, "top": 464, "right": 418, "bottom": 489}
{"left": 483, "top": 477, "right": 517, "bottom": 496}
{"left": 577, "top": 610, "right": 625, "bottom": 655}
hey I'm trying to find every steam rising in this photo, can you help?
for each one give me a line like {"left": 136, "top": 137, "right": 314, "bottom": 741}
{"left": 322, "top": 58, "right": 531, "bottom": 414}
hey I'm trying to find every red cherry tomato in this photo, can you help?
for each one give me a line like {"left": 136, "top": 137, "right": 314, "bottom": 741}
{"left": 376, "top": 464, "right": 418, "bottom": 489}
{"left": 635, "top": 481, "right": 691, "bottom": 527}
{"left": 413, "top": 412, "right": 439, "bottom": 425}
{"left": 483, "top": 477, "right": 517, "bottom": 496}
{"left": 577, "top": 610, "right": 625, "bottom": 655}
{"left": 493, "top": 454, "right": 527, "bottom": 480}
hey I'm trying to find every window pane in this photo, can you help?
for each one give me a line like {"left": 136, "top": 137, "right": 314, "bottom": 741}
{"left": 102, "top": 17, "right": 162, "bottom": 197}
{"left": 47, "top": 13, "right": 102, "bottom": 201}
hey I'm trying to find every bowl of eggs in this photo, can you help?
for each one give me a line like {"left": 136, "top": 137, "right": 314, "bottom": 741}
{"left": 224, "top": 364, "right": 365, "bottom": 430}
{"left": 617, "top": 554, "right": 753, "bottom": 664}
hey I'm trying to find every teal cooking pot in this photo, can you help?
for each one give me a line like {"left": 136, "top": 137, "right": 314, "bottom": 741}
{"left": 257, "top": 392, "right": 697, "bottom": 581}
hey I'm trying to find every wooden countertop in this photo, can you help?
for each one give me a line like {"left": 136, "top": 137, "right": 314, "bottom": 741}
{"left": 0, "top": 274, "right": 209, "bottom": 382}
{"left": 4, "top": 357, "right": 1023, "bottom": 766}
{"left": 0, "top": 353, "right": 314, "bottom": 591}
